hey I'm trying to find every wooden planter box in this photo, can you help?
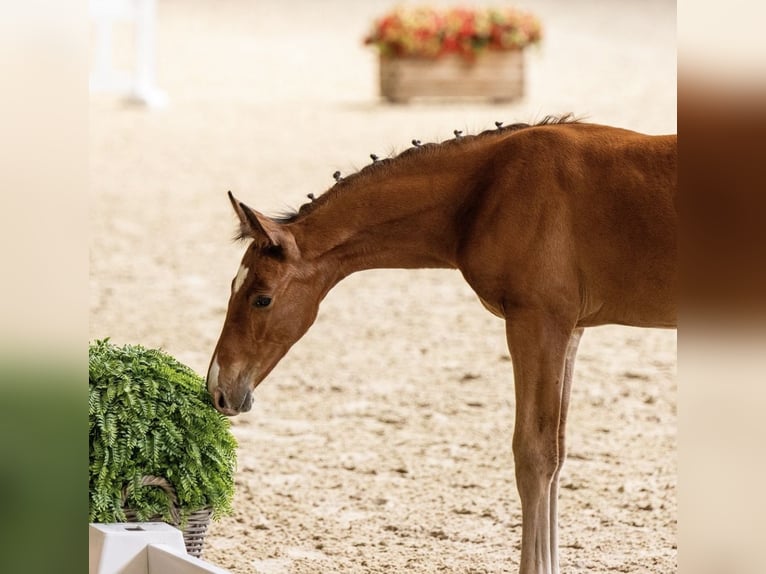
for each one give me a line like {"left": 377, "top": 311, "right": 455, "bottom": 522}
{"left": 379, "top": 51, "right": 524, "bottom": 103}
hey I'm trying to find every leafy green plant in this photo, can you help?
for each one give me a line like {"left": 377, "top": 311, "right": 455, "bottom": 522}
{"left": 89, "top": 339, "right": 237, "bottom": 524}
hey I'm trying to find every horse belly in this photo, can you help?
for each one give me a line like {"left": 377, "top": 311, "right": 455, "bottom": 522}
{"left": 576, "top": 236, "right": 677, "bottom": 328}
{"left": 577, "top": 284, "right": 677, "bottom": 328}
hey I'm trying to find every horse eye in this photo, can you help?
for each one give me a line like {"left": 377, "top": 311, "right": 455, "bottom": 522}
{"left": 253, "top": 295, "right": 272, "bottom": 308}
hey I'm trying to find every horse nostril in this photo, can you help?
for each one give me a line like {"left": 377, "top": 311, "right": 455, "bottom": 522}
{"left": 239, "top": 388, "right": 254, "bottom": 413}
{"left": 214, "top": 389, "right": 228, "bottom": 411}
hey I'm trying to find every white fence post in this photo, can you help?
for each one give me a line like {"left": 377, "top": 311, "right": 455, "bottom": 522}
{"left": 89, "top": 0, "right": 168, "bottom": 107}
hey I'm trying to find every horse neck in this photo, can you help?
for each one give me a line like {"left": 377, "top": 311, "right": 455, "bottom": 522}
{"left": 290, "top": 149, "right": 480, "bottom": 283}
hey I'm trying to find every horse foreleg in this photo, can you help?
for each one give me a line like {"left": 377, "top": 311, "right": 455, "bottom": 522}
{"left": 506, "top": 311, "right": 574, "bottom": 574}
{"left": 549, "top": 327, "right": 584, "bottom": 573}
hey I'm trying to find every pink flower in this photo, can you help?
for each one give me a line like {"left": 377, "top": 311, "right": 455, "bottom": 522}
{"left": 365, "top": 5, "right": 542, "bottom": 60}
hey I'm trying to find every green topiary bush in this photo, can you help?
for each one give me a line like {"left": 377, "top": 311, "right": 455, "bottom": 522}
{"left": 89, "top": 339, "right": 237, "bottom": 524}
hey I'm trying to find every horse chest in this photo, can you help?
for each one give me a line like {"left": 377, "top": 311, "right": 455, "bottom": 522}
{"left": 478, "top": 295, "right": 505, "bottom": 318}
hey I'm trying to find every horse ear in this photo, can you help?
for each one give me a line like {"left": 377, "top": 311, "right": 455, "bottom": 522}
{"left": 227, "top": 191, "right": 283, "bottom": 246}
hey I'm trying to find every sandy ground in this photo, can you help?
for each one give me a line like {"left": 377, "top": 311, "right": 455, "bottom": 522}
{"left": 89, "top": 1, "right": 677, "bottom": 572}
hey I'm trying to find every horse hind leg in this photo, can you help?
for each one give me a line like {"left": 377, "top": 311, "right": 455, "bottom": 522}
{"left": 506, "top": 310, "right": 576, "bottom": 574}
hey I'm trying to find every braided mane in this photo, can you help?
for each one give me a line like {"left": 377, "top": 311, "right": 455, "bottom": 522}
{"left": 273, "top": 114, "right": 579, "bottom": 224}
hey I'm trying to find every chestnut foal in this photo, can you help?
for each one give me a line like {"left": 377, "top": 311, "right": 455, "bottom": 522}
{"left": 208, "top": 116, "right": 677, "bottom": 574}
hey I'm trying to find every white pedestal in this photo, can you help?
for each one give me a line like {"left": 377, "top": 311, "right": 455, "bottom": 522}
{"left": 88, "top": 522, "right": 185, "bottom": 574}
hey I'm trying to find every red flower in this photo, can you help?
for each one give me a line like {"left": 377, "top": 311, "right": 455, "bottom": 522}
{"left": 365, "top": 6, "right": 542, "bottom": 60}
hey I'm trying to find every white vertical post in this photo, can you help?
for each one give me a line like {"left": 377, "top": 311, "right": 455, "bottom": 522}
{"left": 131, "top": 0, "right": 167, "bottom": 106}
{"left": 93, "top": 16, "right": 114, "bottom": 84}
{"left": 89, "top": 0, "right": 167, "bottom": 107}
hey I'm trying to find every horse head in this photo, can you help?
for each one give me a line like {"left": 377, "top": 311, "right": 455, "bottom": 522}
{"left": 207, "top": 192, "right": 325, "bottom": 415}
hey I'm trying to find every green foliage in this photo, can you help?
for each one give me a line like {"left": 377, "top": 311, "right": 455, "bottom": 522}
{"left": 89, "top": 339, "right": 237, "bottom": 524}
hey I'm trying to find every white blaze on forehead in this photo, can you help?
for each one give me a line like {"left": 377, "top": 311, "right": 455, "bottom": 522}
{"left": 207, "top": 355, "right": 220, "bottom": 393}
{"left": 233, "top": 264, "right": 249, "bottom": 294}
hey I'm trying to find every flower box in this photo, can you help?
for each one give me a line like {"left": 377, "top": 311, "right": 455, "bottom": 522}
{"left": 365, "top": 6, "right": 540, "bottom": 102}
{"left": 379, "top": 51, "right": 524, "bottom": 103}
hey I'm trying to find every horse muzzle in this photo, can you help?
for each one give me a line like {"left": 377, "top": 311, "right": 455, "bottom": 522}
{"left": 207, "top": 355, "right": 255, "bottom": 416}
{"left": 212, "top": 385, "right": 253, "bottom": 416}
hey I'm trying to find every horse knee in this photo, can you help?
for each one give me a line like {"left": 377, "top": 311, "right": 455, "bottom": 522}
{"left": 513, "top": 427, "right": 559, "bottom": 486}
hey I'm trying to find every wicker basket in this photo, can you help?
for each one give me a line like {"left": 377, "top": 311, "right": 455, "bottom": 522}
{"left": 122, "top": 475, "right": 213, "bottom": 558}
